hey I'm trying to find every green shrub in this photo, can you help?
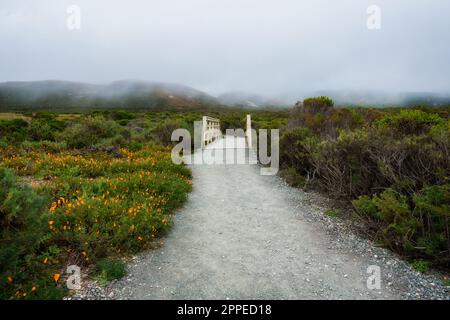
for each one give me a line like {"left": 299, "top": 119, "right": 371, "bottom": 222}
{"left": 21, "top": 140, "right": 68, "bottom": 153}
{"left": 57, "top": 116, "right": 122, "bottom": 148}
{"left": 303, "top": 96, "right": 334, "bottom": 109}
{"left": 325, "top": 209, "right": 341, "bottom": 218}
{"left": 152, "top": 120, "right": 190, "bottom": 146}
{"left": 353, "top": 185, "right": 450, "bottom": 264}
{"left": 109, "top": 110, "right": 136, "bottom": 121}
{"left": 279, "top": 167, "right": 306, "bottom": 188}
{"left": 27, "top": 115, "right": 66, "bottom": 142}
{"left": 312, "top": 130, "right": 381, "bottom": 197}
{"left": 0, "top": 168, "right": 66, "bottom": 300}
{"left": 95, "top": 258, "right": 126, "bottom": 285}
{"left": 289, "top": 100, "right": 368, "bottom": 138}
{"left": 411, "top": 260, "right": 432, "bottom": 273}
{"left": 280, "top": 127, "right": 318, "bottom": 176}
{"left": 353, "top": 189, "right": 419, "bottom": 251}
{"left": 0, "top": 119, "right": 29, "bottom": 144}
{"left": 376, "top": 110, "right": 444, "bottom": 136}
{"left": 413, "top": 184, "right": 450, "bottom": 262}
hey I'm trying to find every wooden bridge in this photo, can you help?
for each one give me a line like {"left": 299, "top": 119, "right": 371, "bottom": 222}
{"left": 201, "top": 114, "right": 253, "bottom": 149}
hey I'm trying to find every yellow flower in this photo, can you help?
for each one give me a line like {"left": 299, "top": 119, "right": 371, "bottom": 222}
{"left": 49, "top": 220, "right": 55, "bottom": 225}
{"left": 53, "top": 273, "right": 60, "bottom": 282}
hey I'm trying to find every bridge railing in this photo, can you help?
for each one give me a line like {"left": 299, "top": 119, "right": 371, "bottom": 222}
{"left": 246, "top": 114, "right": 253, "bottom": 149}
{"left": 202, "top": 116, "right": 221, "bottom": 148}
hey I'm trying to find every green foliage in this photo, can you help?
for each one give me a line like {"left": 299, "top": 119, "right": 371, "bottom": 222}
{"left": 375, "top": 109, "right": 444, "bottom": 136}
{"left": 95, "top": 258, "right": 127, "bottom": 285}
{"left": 413, "top": 184, "right": 450, "bottom": 262}
{"left": 0, "top": 111, "right": 199, "bottom": 299}
{"left": 353, "top": 185, "right": 450, "bottom": 263}
{"left": 56, "top": 116, "right": 122, "bottom": 148}
{"left": 280, "top": 127, "right": 318, "bottom": 176}
{"left": 279, "top": 167, "right": 306, "bottom": 188}
{"left": 28, "top": 117, "right": 66, "bottom": 141}
{"left": 443, "top": 278, "right": 450, "bottom": 287}
{"left": 411, "top": 260, "right": 432, "bottom": 273}
{"left": 0, "top": 168, "right": 66, "bottom": 300}
{"left": 303, "top": 96, "right": 334, "bottom": 109}
{"left": 152, "top": 119, "right": 191, "bottom": 146}
{"left": 325, "top": 209, "right": 341, "bottom": 218}
{"left": 284, "top": 105, "right": 449, "bottom": 267}
{"left": 352, "top": 195, "right": 379, "bottom": 219}
{"left": 0, "top": 119, "right": 29, "bottom": 144}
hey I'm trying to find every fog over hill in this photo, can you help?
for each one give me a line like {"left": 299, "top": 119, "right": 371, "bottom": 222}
{"left": 0, "top": 80, "right": 218, "bottom": 111}
{"left": 1, "top": 1, "right": 450, "bottom": 102}
{"left": 1, "top": 80, "right": 450, "bottom": 111}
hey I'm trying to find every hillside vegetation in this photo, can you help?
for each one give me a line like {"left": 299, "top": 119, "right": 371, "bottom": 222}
{"left": 0, "top": 111, "right": 193, "bottom": 299}
{"left": 279, "top": 98, "right": 450, "bottom": 269}
{"left": 0, "top": 103, "right": 448, "bottom": 299}
{"left": 0, "top": 80, "right": 218, "bottom": 112}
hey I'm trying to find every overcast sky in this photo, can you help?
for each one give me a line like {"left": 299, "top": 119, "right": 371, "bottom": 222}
{"left": 1, "top": 0, "right": 449, "bottom": 96}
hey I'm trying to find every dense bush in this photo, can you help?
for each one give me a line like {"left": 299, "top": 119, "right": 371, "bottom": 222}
{"left": 56, "top": 116, "right": 123, "bottom": 148}
{"left": 353, "top": 184, "right": 449, "bottom": 264}
{"left": 303, "top": 96, "right": 334, "bottom": 110}
{"left": 289, "top": 99, "right": 369, "bottom": 138}
{"left": 0, "top": 168, "right": 65, "bottom": 299}
{"left": 0, "top": 119, "right": 29, "bottom": 144}
{"left": 0, "top": 111, "right": 198, "bottom": 299}
{"left": 281, "top": 98, "right": 450, "bottom": 267}
{"left": 375, "top": 109, "right": 444, "bottom": 136}
{"left": 279, "top": 128, "right": 318, "bottom": 178}
{"left": 0, "top": 144, "right": 192, "bottom": 299}
{"left": 152, "top": 119, "right": 191, "bottom": 146}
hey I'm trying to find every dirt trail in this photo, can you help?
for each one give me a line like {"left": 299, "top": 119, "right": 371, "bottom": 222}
{"left": 106, "top": 137, "right": 448, "bottom": 300}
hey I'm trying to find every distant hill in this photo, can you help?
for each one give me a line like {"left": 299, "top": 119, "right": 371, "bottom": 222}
{"left": 217, "top": 91, "right": 290, "bottom": 108}
{"left": 1, "top": 81, "right": 449, "bottom": 111}
{"left": 0, "top": 80, "right": 219, "bottom": 111}
{"left": 298, "top": 90, "right": 450, "bottom": 107}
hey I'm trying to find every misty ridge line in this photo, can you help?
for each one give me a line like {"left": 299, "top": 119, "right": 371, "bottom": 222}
{"left": 1, "top": 79, "right": 450, "bottom": 110}
{"left": 2, "top": 1, "right": 450, "bottom": 100}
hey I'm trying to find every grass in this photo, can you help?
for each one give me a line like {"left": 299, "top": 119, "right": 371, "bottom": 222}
{"left": 55, "top": 113, "right": 82, "bottom": 121}
{"left": 94, "top": 258, "right": 127, "bottom": 286}
{"left": 411, "top": 260, "right": 432, "bottom": 273}
{"left": 443, "top": 278, "right": 450, "bottom": 287}
{"left": 0, "top": 112, "right": 30, "bottom": 121}
{"left": 324, "top": 209, "right": 341, "bottom": 218}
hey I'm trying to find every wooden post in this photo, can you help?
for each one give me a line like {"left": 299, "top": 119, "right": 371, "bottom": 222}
{"left": 202, "top": 116, "right": 207, "bottom": 148}
{"left": 246, "top": 114, "right": 252, "bottom": 148}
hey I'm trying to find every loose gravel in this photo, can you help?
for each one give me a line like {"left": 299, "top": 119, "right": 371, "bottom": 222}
{"left": 69, "top": 140, "right": 450, "bottom": 300}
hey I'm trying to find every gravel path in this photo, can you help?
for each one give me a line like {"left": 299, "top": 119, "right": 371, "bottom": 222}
{"left": 74, "top": 137, "right": 449, "bottom": 300}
